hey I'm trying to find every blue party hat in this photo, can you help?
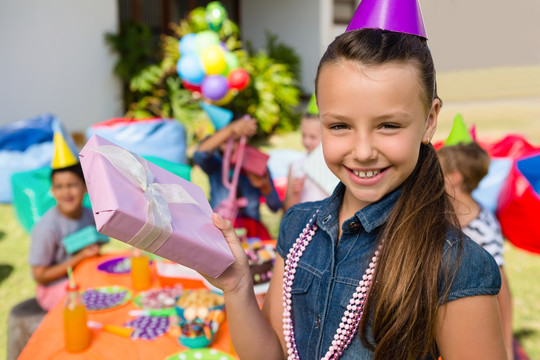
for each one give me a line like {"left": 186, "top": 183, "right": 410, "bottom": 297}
{"left": 200, "top": 102, "right": 233, "bottom": 130}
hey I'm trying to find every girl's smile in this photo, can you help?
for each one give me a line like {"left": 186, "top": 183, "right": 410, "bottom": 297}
{"left": 317, "top": 61, "right": 439, "bottom": 212}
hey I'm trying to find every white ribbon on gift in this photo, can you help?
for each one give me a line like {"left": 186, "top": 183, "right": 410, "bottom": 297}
{"left": 90, "top": 145, "right": 199, "bottom": 253}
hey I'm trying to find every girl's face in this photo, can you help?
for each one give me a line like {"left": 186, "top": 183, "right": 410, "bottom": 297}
{"left": 301, "top": 118, "right": 321, "bottom": 154}
{"left": 51, "top": 171, "right": 87, "bottom": 218}
{"left": 317, "top": 61, "right": 439, "bottom": 211}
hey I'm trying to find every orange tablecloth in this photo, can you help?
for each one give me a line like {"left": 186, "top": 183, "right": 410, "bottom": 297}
{"left": 18, "top": 252, "right": 238, "bottom": 360}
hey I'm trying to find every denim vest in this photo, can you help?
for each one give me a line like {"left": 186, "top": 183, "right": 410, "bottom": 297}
{"left": 277, "top": 183, "right": 501, "bottom": 359}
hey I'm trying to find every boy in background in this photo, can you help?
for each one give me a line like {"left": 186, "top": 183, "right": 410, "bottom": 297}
{"left": 438, "top": 141, "right": 514, "bottom": 360}
{"left": 29, "top": 132, "right": 101, "bottom": 310}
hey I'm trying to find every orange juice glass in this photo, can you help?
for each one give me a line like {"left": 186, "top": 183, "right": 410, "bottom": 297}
{"left": 131, "top": 250, "right": 152, "bottom": 291}
{"left": 64, "top": 285, "right": 91, "bottom": 352}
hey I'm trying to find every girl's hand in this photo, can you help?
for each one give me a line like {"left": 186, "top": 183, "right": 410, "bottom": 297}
{"left": 199, "top": 213, "right": 253, "bottom": 295}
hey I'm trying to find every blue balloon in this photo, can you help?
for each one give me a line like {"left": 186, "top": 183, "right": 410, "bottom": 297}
{"left": 177, "top": 54, "right": 205, "bottom": 85}
{"left": 179, "top": 33, "right": 197, "bottom": 55}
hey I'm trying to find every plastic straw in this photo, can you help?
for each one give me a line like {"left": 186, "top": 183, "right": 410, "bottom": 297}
{"left": 67, "top": 266, "right": 75, "bottom": 288}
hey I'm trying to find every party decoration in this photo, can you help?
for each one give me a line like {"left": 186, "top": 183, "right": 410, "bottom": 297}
{"left": 445, "top": 113, "right": 473, "bottom": 146}
{"left": 125, "top": 316, "right": 170, "bottom": 340}
{"left": 227, "top": 68, "right": 250, "bottom": 90}
{"left": 177, "top": 53, "right": 205, "bottom": 85}
{"left": 51, "top": 131, "right": 78, "bottom": 169}
{"left": 346, "top": 0, "right": 427, "bottom": 39}
{"left": 194, "top": 31, "right": 220, "bottom": 54}
{"left": 182, "top": 80, "right": 201, "bottom": 93}
{"left": 205, "top": 1, "right": 228, "bottom": 31}
{"left": 200, "top": 45, "right": 227, "bottom": 74}
{"left": 212, "top": 90, "right": 234, "bottom": 106}
{"left": 81, "top": 286, "right": 132, "bottom": 311}
{"left": 200, "top": 102, "right": 234, "bottom": 130}
{"left": 188, "top": 7, "right": 207, "bottom": 32}
{"left": 178, "top": 33, "right": 197, "bottom": 55}
{"left": 176, "top": 2, "right": 250, "bottom": 104}
{"left": 224, "top": 51, "right": 240, "bottom": 72}
{"left": 306, "top": 93, "right": 319, "bottom": 115}
{"left": 201, "top": 75, "right": 229, "bottom": 100}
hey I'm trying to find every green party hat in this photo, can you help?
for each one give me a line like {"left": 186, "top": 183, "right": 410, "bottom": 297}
{"left": 445, "top": 113, "right": 473, "bottom": 146}
{"left": 306, "top": 93, "right": 319, "bottom": 115}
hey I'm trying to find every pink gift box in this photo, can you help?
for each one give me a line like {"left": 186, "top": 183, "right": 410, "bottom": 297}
{"left": 231, "top": 144, "right": 269, "bottom": 177}
{"left": 79, "top": 135, "right": 234, "bottom": 278}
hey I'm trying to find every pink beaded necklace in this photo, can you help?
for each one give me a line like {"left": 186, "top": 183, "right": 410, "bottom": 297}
{"left": 282, "top": 211, "right": 382, "bottom": 360}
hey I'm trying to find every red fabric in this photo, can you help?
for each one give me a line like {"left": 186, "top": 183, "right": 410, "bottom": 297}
{"left": 434, "top": 134, "right": 540, "bottom": 159}
{"left": 497, "top": 152, "right": 540, "bottom": 254}
{"left": 479, "top": 134, "right": 540, "bottom": 159}
{"left": 234, "top": 217, "right": 272, "bottom": 240}
{"left": 90, "top": 117, "right": 163, "bottom": 128}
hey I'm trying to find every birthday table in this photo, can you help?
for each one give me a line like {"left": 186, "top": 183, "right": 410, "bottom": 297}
{"left": 18, "top": 252, "right": 238, "bottom": 360}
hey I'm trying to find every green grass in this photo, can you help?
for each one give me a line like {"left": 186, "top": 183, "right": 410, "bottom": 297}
{"left": 2, "top": 65, "right": 540, "bottom": 359}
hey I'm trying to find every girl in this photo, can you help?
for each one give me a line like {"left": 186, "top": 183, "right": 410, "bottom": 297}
{"left": 438, "top": 142, "right": 514, "bottom": 360}
{"left": 204, "top": 18, "right": 506, "bottom": 360}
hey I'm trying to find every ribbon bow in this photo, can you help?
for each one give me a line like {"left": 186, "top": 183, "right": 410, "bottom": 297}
{"left": 90, "top": 145, "right": 199, "bottom": 253}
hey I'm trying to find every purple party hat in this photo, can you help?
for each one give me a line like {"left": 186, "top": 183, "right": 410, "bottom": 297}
{"left": 346, "top": 0, "right": 427, "bottom": 39}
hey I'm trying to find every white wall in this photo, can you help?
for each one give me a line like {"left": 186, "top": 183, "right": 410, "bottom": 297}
{"left": 0, "top": 0, "right": 122, "bottom": 133}
{"left": 241, "top": 0, "right": 323, "bottom": 94}
{"left": 422, "top": 0, "right": 540, "bottom": 71}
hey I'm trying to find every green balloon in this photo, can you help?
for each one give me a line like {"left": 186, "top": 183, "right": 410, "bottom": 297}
{"left": 194, "top": 30, "right": 220, "bottom": 54}
{"left": 205, "top": 1, "right": 227, "bottom": 31}
{"left": 224, "top": 52, "right": 240, "bottom": 73}
{"left": 189, "top": 7, "right": 207, "bottom": 32}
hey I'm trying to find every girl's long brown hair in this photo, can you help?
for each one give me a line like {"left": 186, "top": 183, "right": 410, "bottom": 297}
{"left": 316, "top": 29, "right": 461, "bottom": 359}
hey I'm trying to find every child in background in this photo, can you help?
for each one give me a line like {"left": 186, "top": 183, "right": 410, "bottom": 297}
{"left": 28, "top": 133, "right": 101, "bottom": 311}
{"left": 192, "top": 115, "right": 282, "bottom": 238}
{"left": 438, "top": 141, "right": 514, "bottom": 360}
{"left": 202, "top": 1, "right": 506, "bottom": 358}
{"left": 283, "top": 109, "right": 328, "bottom": 212}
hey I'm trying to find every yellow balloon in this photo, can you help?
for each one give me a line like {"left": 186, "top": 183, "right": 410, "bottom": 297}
{"left": 201, "top": 45, "right": 227, "bottom": 75}
{"left": 212, "top": 90, "right": 235, "bottom": 106}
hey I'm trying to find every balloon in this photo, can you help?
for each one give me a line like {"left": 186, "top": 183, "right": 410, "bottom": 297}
{"left": 195, "top": 30, "right": 220, "bottom": 54}
{"left": 178, "top": 33, "right": 197, "bottom": 55}
{"left": 201, "top": 75, "right": 229, "bottom": 101}
{"left": 201, "top": 45, "right": 227, "bottom": 75}
{"left": 182, "top": 80, "right": 201, "bottom": 93}
{"left": 177, "top": 54, "right": 205, "bottom": 85}
{"left": 227, "top": 68, "right": 250, "bottom": 90}
{"left": 212, "top": 90, "right": 235, "bottom": 106}
{"left": 189, "top": 7, "right": 208, "bottom": 31}
{"left": 224, "top": 52, "right": 240, "bottom": 73}
{"left": 205, "top": 2, "right": 227, "bottom": 31}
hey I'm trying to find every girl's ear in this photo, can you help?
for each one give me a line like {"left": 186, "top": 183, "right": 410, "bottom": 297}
{"left": 423, "top": 98, "right": 441, "bottom": 144}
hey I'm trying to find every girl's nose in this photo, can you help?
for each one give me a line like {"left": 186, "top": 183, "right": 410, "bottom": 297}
{"left": 353, "top": 134, "right": 377, "bottom": 161}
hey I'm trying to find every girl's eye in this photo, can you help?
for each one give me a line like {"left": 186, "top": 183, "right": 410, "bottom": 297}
{"left": 329, "top": 123, "right": 349, "bottom": 131}
{"left": 380, "top": 123, "right": 400, "bottom": 130}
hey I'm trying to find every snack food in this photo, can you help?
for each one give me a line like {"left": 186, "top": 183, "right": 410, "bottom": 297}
{"left": 244, "top": 239, "right": 276, "bottom": 285}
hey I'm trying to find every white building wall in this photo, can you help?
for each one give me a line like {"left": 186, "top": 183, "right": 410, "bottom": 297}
{"left": 0, "top": 0, "right": 122, "bottom": 133}
{"left": 241, "top": 0, "right": 323, "bottom": 94}
{"left": 420, "top": 0, "right": 540, "bottom": 71}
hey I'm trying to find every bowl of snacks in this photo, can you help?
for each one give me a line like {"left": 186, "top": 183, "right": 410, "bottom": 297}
{"left": 175, "top": 289, "right": 225, "bottom": 321}
{"left": 178, "top": 320, "right": 216, "bottom": 348}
